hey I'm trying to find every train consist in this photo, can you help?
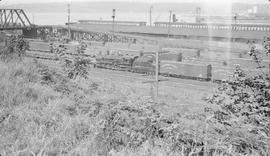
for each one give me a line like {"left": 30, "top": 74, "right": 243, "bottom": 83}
{"left": 94, "top": 54, "right": 213, "bottom": 81}
{"left": 26, "top": 41, "right": 270, "bottom": 82}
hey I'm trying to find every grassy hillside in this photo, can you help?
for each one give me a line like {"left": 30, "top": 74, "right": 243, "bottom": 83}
{"left": 0, "top": 58, "right": 269, "bottom": 155}
{"left": 0, "top": 59, "right": 206, "bottom": 155}
{"left": 0, "top": 36, "right": 269, "bottom": 155}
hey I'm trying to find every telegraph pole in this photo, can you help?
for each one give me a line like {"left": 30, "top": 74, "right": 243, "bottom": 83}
{"left": 142, "top": 46, "right": 162, "bottom": 103}
{"left": 168, "top": 10, "right": 172, "bottom": 38}
{"left": 112, "top": 9, "right": 116, "bottom": 42}
{"left": 67, "top": 3, "right": 71, "bottom": 39}
{"left": 150, "top": 6, "right": 153, "bottom": 26}
{"left": 155, "top": 47, "right": 161, "bottom": 103}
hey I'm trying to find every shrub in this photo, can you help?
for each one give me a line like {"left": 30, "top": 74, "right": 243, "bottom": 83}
{"left": 206, "top": 38, "right": 270, "bottom": 155}
{"left": 0, "top": 35, "right": 29, "bottom": 62}
{"left": 52, "top": 42, "right": 91, "bottom": 79}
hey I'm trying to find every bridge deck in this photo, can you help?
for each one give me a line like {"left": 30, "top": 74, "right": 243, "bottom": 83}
{"left": 70, "top": 23, "right": 270, "bottom": 41}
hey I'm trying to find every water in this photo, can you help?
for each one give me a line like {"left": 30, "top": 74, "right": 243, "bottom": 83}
{"left": 30, "top": 12, "right": 195, "bottom": 25}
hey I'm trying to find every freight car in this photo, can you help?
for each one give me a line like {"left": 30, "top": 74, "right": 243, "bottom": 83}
{"left": 96, "top": 55, "right": 137, "bottom": 71}
{"left": 94, "top": 53, "right": 212, "bottom": 81}
{"left": 160, "top": 61, "right": 212, "bottom": 81}
{"left": 159, "top": 51, "right": 182, "bottom": 62}
{"left": 230, "top": 58, "right": 270, "bottom": 70}
{"left": 210, "top": 58, "right": 270, "bottom": 81}
{"left": 31, "top": 41, "right": 270, "bottom": 82}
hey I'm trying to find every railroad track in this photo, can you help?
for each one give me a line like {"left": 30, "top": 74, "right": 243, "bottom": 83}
{"left": 89, "top": 69, "right": 215, "bottom": 92}
{"left": 25, "top": 51, "right": 215, "bottom": 92}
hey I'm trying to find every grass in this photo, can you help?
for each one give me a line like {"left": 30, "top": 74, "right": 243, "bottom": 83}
{"left": 0, "top": 58, "right": 269, "bottom": 156}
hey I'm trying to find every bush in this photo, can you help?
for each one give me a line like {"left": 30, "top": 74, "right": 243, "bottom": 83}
{"left": 0, "top": 35, "right": 29, "bottom": 62}
{"left": 52, "top": 42, "right": 91, "bottom": 79}
{"left": 206, "top": 38, "right": 270, "bottom": 155}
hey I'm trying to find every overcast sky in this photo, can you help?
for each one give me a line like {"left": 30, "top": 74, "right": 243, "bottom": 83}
{"left": 1, "top": 0, "right": 269, "bottom": 5}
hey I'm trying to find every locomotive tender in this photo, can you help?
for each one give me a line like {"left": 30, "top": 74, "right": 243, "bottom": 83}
{"left": 27, "top": 41, "right": 270, "bottom": 82}
{"left": 95, "top": 53, "right": 212, "bottom": 81}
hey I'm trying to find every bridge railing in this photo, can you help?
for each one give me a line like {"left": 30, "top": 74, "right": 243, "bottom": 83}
{"left": 78, "top": 20, "right": 147, "bottom": 26}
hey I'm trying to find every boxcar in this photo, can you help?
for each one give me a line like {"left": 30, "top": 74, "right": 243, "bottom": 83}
{"left": 159, "top": 52, "right": 182, "bottom": 62}
{"left": 160, "top": 61, "right": 212, "bottom": 80}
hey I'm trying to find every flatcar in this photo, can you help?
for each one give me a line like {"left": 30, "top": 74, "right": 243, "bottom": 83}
{"left": 211, "top": 65, "right": 270, "bottom": 82}
{"left": 230, "top": 58, "right": 270, "bottom": 70}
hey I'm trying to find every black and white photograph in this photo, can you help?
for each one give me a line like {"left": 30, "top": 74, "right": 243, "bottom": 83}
{"left": 0, "top": 0, "right": 269, "bottom": 155}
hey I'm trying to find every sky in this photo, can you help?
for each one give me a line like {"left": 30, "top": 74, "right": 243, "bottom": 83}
{"left": 1, "top": 0, "right": 269, "bottom": 5}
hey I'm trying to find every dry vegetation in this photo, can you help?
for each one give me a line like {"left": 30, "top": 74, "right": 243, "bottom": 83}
{"left": 0, "top": 36, "right": 269, "bottom": 156}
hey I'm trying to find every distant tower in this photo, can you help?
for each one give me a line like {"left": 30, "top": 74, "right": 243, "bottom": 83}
{"left": 112, "top": 9, "right": 116, "bottom": 42}
{"left": 196, "top": 7, "right": 201, "bottom": 23}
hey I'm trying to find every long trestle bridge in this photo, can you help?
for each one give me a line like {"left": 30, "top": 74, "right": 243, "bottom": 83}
{"left": 0, "top": 9, "right": 157, "bottom": 44}
{"left": 1, "top": 8, "right": 270, "bottom": 44}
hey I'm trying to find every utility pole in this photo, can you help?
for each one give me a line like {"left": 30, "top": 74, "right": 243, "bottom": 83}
{"left": 142, "top": 46, "right": 162, "bottom": 103}
{"left": 155, "top": 47, "right": 161, "bottom": 103}
{"left": 150, "top": 6, "right": 153, "bottom": 26}
{"left": 168, "top": 10, "right": 172, "bottom": 38}
{"left": 67, "top": 3, "right": 71, "bottom": 40}
{"left": 112, "top": 9, "right": 116, "bottom": 42}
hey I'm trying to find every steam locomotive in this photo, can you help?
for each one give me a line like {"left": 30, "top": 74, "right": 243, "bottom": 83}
{"left": 95, "top": 52, "right": 270, "bottom": 81}
{"left": 95, "top": 53, "right": 212, "bottom": 81}
{"left": 26, "top": 41, "right": 269, "bottom": 82}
